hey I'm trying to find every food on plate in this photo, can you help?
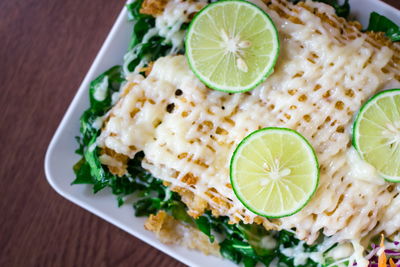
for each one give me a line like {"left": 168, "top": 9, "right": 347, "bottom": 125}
{"left": 73, "top": 0, "right": 400, "bottom": 266}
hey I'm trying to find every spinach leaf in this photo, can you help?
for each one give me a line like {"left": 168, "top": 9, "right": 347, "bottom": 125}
{"left": 220, "top": 239, "right": 245, "bottom": 264}
{"left": 194, "top": 216, "right": 215, "bottom": 242}
{"left": 73, "top": 64, "right": 126, "bottom": 193}
{"left": 134, "top": 198, "right": 162, "bottom": 216}
{"left": 238, "top": 224, "right": 275, "bottom": 257}
{"left": 72, "top": 157, "right": 93, "bottom": 184}
{"left": 243, "top": 256, "right": 258, "bottom": 267}
{"left": 79, "top": 65, "right": 124, "bottom": 149}
{"left": 167, "top": 200, "right": 194, "bottom": 224}
{"left": 89, "top": 66, "right": 124, "bottom": 114}
{"left": 73, "top": 65, "right": 125, "bottom": 192}
{"left": 125, "top": 37, "right": 172, "bottom": 73}
{"left": 127, "top": 0, "right": 154, "bottom": 50}
{"left": 126, "top": 0, "right": 147, "bottom": 21}
{"left": 367, "top": 12, "right": 400, "bottom": 42}
{"left": 85, "top": 138, "right": 107, "bottom": 182}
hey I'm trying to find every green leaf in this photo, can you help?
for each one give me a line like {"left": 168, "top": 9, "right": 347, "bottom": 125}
{"left": 72, "top": 157, "right": 93, "bottom": 184}
{"left": 243, "top": 256, "right": 257, "bottom": 267}
{"left": 74, "top": 136, "right": 84, "bottom": 155}
{"left": 126, "top": 0, "right": 147, "bottom": 21}
{"left": 117, "top": 196, "right": 124, "bottom": 207}
{"left": 129, "top": 16, "right": 154, "bottom": 49}
{"left": 123, "top": 0, "right": 191, "bottom": 74}
{"left": 84, "top": 137, "right": 107, "bottom": 182}
{"left": 125, "top": 36, "right": 172, "bottom": 73}
{"left": 134, "top": 198, "right": 162, "bottom": 216}
{"left": 220, "top": 240, "right": 243, "bottom": 264}
{"left": 73, "top": 64, "right": 126, "bottom": 194}
{"left": 367, "top": 12, "right": 400, "bottom": 42}
{"left": 89, "top": 65, "right": 124, "bottom": 113}
{"left": 79, "top": 65, "right": 124, "bottom": 147}
{"left": 79, "top": 109, "right": 99, "bottom": 145}
{"left": 167, "top": 200, "right": 193, "bottom": 224}
{"left": 231, "top": 240, "right": 257, "bottom": 258}
{"left": 195, "top": 216, "right": 215, "bottom": 243}
{"left": 237, "top": 224, "right": 275, "bottom": 257}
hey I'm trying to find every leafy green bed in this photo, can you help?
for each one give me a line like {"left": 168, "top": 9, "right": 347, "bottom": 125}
{"left": 72, "top": 1, "right": 399, "bottom": 266}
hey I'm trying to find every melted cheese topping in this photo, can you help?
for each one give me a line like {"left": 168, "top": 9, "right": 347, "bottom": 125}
{"left": 99, "top": 0, "right": 400, "bottom": 263}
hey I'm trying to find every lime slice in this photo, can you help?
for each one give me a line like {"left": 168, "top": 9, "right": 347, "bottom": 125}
{"left": 353, "top": 89, "right": 400, "bottom": 182}
{"left": 185, "top": 0, "right": 280, "bottom": 93}
{"left": 230, "top": 127, "right": 319, "bottom": 218}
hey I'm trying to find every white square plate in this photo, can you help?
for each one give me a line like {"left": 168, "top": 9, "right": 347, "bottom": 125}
{"left": 45, "top": 1, "right": 400, "bottom": 266}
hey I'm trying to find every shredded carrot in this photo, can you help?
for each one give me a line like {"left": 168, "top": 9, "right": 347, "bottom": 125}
{"left": 378, "top": 234, "right": 387, "bottom": 267}
{"left": 389, "top": 258, "right": 396, "bottom": 267}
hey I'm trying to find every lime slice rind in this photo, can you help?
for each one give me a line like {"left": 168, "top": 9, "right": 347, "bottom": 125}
{"left": 353, "top": 89, "right": 400, "bottom": 182}
{"left": 185, "top": 0, "right": 280, "bottom": 93}
{"left": 230, "top": 127, "right": 319, "bottom": 218}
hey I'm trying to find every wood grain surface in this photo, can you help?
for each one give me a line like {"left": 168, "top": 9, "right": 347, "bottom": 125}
{"left": 0, "top": 1, "right": 399, "bottom": 267}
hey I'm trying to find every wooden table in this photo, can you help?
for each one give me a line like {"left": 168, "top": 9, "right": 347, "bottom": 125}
{"left": 1, "top": 0, "right": 399, "bottom": 266}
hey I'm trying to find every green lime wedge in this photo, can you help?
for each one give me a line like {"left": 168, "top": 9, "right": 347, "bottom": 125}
{"left": 230, "top": 127, "right": 319, "bottom": 218}
{"left": 185, "top": 0, "right": 280, "bottom": 93}
{"left": 353, "top": 89, "right": 400, "bottom": 182}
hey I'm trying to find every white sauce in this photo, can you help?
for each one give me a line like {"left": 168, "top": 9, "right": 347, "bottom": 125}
{"left": 327, "top": 243, "right": 353, "bottom": 260}
{"left": 280, "top": 241, "right": 324, "bottom": 266}
{"left": 93, "top": 76, "right": 109, "bottom": 101}
{"left": 88, "top": 140, "right": 97, "bottom": 153}
{"left": 111, "top": 92, "right": 120, "bottom": 105}
{"left": 92, "top": 117, "right": 103, "bottom": 130}
{"left": 260, "top": 235, "right": 277, "bottom": 250}
{"left": 350, "top": 241, "right": 369, "bottom": 267}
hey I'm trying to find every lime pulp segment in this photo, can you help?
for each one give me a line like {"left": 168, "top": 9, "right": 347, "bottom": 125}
{"left": 353, "top": 89, "right": 400, "bottom": 182}
{"left": 230, "top": 128, "right": 319, "bottom": 218}
{"left": 185, "top": 0, "right": 280, "bottom": 93}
